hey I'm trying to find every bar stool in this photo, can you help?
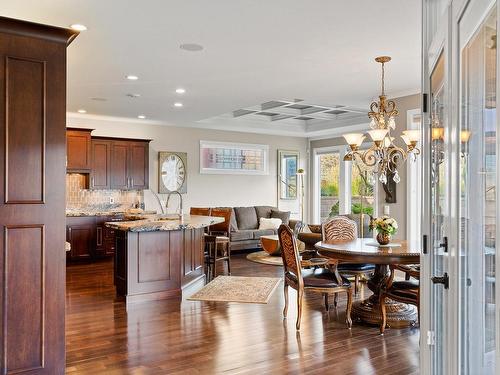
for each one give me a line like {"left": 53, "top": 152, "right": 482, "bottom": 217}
{"left": 189, "top": 207, "right": 212, "bottom": 276}
{"left": 204, "top": 208, "right": 232, "bottom": 281}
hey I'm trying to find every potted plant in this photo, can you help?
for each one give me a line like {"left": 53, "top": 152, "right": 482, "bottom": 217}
{"left": 370, "top": 216, "right": 398, "bottom": 245}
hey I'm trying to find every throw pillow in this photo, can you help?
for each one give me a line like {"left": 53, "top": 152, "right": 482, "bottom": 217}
{"left": 259, "top": 217, "right": 282, "bottom": 230}
{"left": 270, "top": 209, "right": 290, "bottom": 225}
{"left": 308, "top": 224, "right": 322, "bottom": 233}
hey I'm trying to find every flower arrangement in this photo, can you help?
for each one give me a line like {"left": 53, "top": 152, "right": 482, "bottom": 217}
{"left": 370, "top": 216, "right": 398, "bottom": 245}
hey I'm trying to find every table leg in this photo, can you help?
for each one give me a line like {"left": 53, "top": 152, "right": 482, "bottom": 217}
{"left": 351, "top": 264, "right": 418, "bottom": 328}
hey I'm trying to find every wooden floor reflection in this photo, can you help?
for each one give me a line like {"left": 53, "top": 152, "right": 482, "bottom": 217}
{"left": 65, "top": 253, "right": 419, "bottom": 374}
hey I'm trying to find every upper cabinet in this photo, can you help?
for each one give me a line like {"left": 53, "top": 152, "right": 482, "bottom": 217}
{"left": 128, "top": 141, "right": 149, "bottom": 189}
{"left": 86, "top": 136, "right": 150, "bottom": 190}
{"left": 90, "top": 139, "right": 111, "bottom": 189}
{"left": 67, "top": 128, "right": 92, "bottom": 171}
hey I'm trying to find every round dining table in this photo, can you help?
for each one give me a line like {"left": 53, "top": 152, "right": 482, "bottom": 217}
{"left": 315, "top": 238, "right": 420, "bottom": 328}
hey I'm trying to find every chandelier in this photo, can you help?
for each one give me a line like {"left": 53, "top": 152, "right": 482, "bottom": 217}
{"left": 342, "top": 56, "right": 420, "bottom": 184}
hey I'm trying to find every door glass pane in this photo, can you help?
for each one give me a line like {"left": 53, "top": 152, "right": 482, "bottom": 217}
{"left": 430, "top": 50, "right": 446, "bottom": 375}
{"left": 319, "top": 152, "right": 340, "bottom": 222}
{"left": 350, "top": 163, "right": 375, "bottom": 216}
{"left": 459, "top": 7, "right": 497, "bottom": 374}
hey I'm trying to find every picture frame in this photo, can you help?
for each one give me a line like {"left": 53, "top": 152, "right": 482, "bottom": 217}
{"left": 199, "top": 140, "right": 269, "bottom": 175}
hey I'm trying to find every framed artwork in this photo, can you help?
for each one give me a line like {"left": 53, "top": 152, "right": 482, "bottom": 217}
{"left": 278, "top": 150, "right": 299, "bottom": 200}
{"left": 199, "top": 140, "right": 269, "bottom": 175}
{"left": 158, "top": 151, "right": 187, "bottom": 193}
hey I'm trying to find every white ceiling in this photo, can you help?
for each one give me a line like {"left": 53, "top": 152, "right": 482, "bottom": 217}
{"left": 2, "top": 0, "right": 421, "bottom": 137}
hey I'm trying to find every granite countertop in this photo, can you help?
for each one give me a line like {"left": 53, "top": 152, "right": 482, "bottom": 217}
{"left": 66, "top": 209, "right": 157, "bottom": 217}
{"left": 105, "top": 214, "right": 224, "bottom": 232}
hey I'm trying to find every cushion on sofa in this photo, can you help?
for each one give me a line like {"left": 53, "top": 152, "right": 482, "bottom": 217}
{"left": 259, "top": 217, "right": 282, "bottom": 230}
{"left": 252, "top": 229, "right": 275, "bottom": 239}
{"left": 255, "top": 206, "right": 275, "bottom": 220}
{"left": 271, "top": 209, "right": 290, "bottom": 225}
{"left": 234, "top": 207, "right": 259, "bottom": 229}
{"left": 230, "top": 230, "right": 255, "bottom": 242}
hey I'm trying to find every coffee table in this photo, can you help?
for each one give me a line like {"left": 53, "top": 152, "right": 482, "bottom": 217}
{"left": 260, "top": 235, "right": 281, "bottom": 255}
{"left": 260, "top": 234, "right": 306, "bottom": 256}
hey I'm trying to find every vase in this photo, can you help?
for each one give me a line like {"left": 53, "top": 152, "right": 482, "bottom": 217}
{"left": 377, "top": 232, "right": 391, "bottom": 245}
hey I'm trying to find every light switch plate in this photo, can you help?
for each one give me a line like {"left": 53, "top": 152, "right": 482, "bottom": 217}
{"left": 109, "top": 197, "right": 115, "bottom": 204}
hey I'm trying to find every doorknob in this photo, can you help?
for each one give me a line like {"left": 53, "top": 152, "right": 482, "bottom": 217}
{"left": 431, "top": 273, "right": 449, "bottom": 289}
{"left": 439, "top": 236, "right": 448, "bottom": 253}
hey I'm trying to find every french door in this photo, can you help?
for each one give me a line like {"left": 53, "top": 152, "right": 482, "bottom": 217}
{"left": 422, "top": 0, "right": 500, "bottom": 373}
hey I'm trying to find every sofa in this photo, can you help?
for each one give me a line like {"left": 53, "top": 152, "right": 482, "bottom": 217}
{"left": 298, "top": 214, "right": 372, "bottom": 250}
{"left": 215, "top": 206, "right": 297, "bottom": 251}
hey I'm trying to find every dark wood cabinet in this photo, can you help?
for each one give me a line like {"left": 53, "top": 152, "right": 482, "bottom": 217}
{"left": 110, "top": 139, "right": 149, "bottom": 190}
{"left": 67, "top": 217, "right": 96, "bottom": 260}
{"left": 128, "top": 141, "right": 149, "bottom": 189}
{"left": 110, "top": 141, "right": 130, "bottom": 189}
{"left": 67, "top": 128, "right": 92, "bottom": 171}
{"left": 90, "top": 139, "right": 111, "bottom": 189}
{"left": 67, "top": 215, "right": 123, "bottom": 261}
{"left": 0, "top": 17, "right": 78, "bottom": 374}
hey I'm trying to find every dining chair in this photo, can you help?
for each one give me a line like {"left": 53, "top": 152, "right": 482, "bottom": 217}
{"left": 322, "top": 216, "right": 375, "bottom": 294}
{"left": 204, "top": 208, "right": 232, "bottom": 281}
{"left": 379, "top": 265, "right": 420, "bottom": 334}
{"left": 278, "top": 224, "right": 353, "bottom": 330}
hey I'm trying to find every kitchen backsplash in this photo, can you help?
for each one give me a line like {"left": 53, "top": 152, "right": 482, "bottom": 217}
{"left": 66, "top": 173, "right": 143, "bottom": 209}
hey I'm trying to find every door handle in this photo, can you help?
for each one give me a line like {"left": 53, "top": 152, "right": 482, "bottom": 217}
{"left": 439, "top": 236, "right": 448, "bottom": 253}
{"left": 431, "top": 273, "right": 449, "bottom": 289}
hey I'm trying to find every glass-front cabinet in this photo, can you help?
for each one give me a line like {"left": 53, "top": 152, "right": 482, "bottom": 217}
{"left": 422, "top": 0, "right": 499, "bottom": 373}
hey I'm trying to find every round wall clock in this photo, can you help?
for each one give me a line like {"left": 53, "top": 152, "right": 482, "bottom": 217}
{"left": 158, "top": 151, "right": 187, "bottom": 193}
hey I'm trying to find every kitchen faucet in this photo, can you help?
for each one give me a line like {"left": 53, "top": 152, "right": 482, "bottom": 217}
{"left": 165, "top": 191, "right": 183, "bottom": 218}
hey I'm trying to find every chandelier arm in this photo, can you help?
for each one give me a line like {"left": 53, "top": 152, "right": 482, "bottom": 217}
{"left": 359, "top": 146, "right": 378, "bottom": 167}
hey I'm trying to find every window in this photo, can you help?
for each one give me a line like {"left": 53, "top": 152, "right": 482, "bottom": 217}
{"left": 313, "top": 146, "right": 377, "bottom": 224}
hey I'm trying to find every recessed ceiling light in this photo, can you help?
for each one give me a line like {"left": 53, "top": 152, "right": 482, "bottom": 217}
{"left": 126, "top": 93, "right": 141, "bottom": 98}
{"left": 70, "top": 24, "right": 87, "bottom": 31}
{"left": 77, "top": 109, "right": 87, "bottom": 113}
{"left": 179, "top": 43, "right": 204, "bottom": 52}
{"left": 175, "top": 88, "right": 186, "bottom": 94}
{"left": 174, "top": 102, "right": 183, "bottom": 107}
{"left": 137, "top": 115, "right": 146, "bottom": 119}
{"left": 126, "top": 75, "right": 139, "bottom": 80}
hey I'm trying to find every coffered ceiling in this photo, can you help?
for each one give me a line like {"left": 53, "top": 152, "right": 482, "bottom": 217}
{"left": 2, "top": 0, "right": 421, "bottom": 137}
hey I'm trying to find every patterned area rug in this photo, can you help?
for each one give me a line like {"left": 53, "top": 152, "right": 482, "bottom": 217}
{"left": 188, "top": 276, "right": 281, "bottom": 304}
{"left": 246, "top": 251, "right": 283, "bottom": 266}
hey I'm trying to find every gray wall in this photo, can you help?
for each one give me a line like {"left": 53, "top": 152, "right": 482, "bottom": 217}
{"left": 67, "top": 116, "right": 308, "bottom": 217}
{"left": 308, "top": 94, "right": 420, "bottom": 239}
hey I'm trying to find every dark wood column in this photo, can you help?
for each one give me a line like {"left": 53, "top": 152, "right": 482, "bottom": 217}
{"left": 0, "top": 17, "right": 77, "bottom": 374}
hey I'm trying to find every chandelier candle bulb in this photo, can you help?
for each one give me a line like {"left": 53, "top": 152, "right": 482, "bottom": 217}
{"left": 432, "top": 127, "right": 445, "bottom": 141}
{"left": 343, "top": 133, "right": 365, "bottom": 149}
{"left": 460, "top": 130, "right": 471, "bottom": 143}
{"left": 368, "top": 129, "right": 389, "bottom": 142}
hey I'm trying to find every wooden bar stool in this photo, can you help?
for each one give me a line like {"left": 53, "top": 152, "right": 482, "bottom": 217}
{"left": 204, "top": 208, "right": 232, "bottom": 281}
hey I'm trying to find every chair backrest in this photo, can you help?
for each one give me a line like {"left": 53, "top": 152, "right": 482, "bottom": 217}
{"left": 322, "top": 216, "right": 358, "bottom": 243}
{"left": 278, "top": 224, "right": 302, "bottom": 279}
{"left": 209, "top": 208, "right": 232, "bottom": 235}
{"left": 190, "top": 207, "right": 211, "bottom": 216}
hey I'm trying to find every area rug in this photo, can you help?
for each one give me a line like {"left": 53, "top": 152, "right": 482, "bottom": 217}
{"left": 246, "top": 251, "right": 283, "bottom": 266}
{"left": 187, "top": 276, "right": 281, "bottom": 304}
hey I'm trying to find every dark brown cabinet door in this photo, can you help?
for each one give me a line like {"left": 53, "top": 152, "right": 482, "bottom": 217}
{"left": 90, "top": 139, "right": 111, "bottom": 189}
{"left": 110, "top": 141, "right": 129, "bottom": 189}
{"left": 67, "top": 128, "right": 92, "bottom": 171}
{"left": 128, "top": 141, "right": 149, "bottom": 189}
{"left": 66, "top": 217, "right": 96, "bottom": 260}
{"left": 0, "top": 17, "right": 77, "bottom": 374}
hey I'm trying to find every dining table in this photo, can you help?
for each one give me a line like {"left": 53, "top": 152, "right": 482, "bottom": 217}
{"left": 315, "top": 238, "right": 420, "bottom": 328}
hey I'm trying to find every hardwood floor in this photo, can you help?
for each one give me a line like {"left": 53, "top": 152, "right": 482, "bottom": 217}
{"left": 66, "top": 253, "right": 420, "bottom": 374}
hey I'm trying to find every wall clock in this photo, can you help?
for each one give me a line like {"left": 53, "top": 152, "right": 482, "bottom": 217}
{"left": 158, "top": 151, "right": 187, "bottom": 193}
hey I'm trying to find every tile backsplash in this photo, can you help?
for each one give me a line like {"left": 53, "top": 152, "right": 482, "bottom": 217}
{"left": 66, "top": 173, "right": 143, "bottom": 209}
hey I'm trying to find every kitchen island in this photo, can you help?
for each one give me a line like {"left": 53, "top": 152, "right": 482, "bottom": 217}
{"left": 106, "top": 214, "right": 223, "bottom": 304}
